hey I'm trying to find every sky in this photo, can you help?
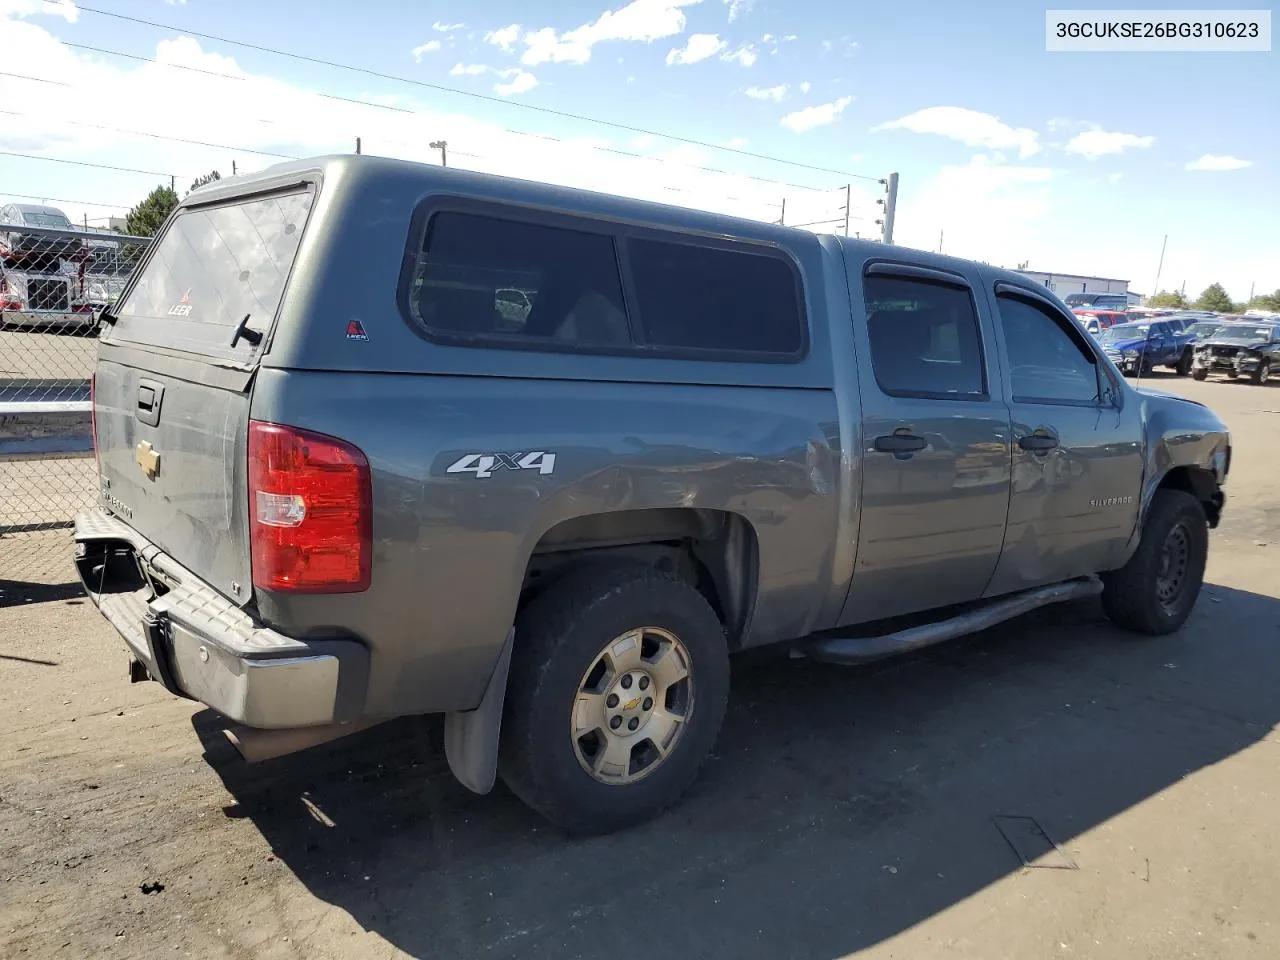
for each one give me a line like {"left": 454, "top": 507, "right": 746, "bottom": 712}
{"left": 1, "top": 0, "right": 1276, "bottom": 301}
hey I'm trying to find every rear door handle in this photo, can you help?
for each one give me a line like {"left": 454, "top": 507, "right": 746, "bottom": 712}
{"left": 1018, "top": 433, "right": 1059, "bottom": 452}
{"left": 874, "top": 433, "right": 928, "bottom": 457}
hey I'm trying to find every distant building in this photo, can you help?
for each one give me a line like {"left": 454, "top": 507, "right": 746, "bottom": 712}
{"left": 1013, "top": 269, "right": 1130, "bottom": 300}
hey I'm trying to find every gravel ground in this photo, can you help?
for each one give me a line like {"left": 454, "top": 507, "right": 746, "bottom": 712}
{"left": 1, "top": 374, "right": 1278, "bottom": 960}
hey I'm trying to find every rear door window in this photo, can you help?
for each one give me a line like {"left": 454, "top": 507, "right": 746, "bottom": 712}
{"left": 862, "top": 273, "right": 987, "bottom": 399}
{"left": 114, "top": 189, "right": 314, "bottom": 360}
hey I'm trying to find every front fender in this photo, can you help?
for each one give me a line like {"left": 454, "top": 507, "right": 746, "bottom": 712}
{"left": 1121, "top": 389, "right": 1229, "bottom": 560}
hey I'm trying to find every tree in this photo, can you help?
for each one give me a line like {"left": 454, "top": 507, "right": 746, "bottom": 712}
{"left": 1193, "top": 283, "right": 1234, "bottom": 313}
{"left": 125, "top": 185, "right": 179, "bottom": 238}
{"left": 1148, "top": 289, "right": 1188, "bottom": 309}
{"left": 1248, "top": 289, "right": 1280, "bottom": 312}
{"left": 188, "top": 170, "right": 222, "bottom": 194}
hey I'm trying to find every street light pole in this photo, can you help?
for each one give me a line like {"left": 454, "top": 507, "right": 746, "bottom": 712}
{"left": 430, "top": 140, "right": 448, "bottom": 167}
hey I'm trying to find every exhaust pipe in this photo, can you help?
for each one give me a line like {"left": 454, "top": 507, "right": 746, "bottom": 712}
{"left": 223, "top": 718, "right": 384, "bottom": 763}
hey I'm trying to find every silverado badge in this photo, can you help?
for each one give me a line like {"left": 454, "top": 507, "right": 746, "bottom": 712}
{"left": 135, "top": 440, "right": 161, "bottom": 481}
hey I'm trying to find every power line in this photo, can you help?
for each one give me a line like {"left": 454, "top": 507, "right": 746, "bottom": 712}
{"left": 0, "top": 103, "right": 304, "bottom": 161}
{"left": 0, "top": 149, "right": 184, "bottom": 180}
{"left": 0, "top": 190, "right": 131, "bottom": 210}
{"left": 47, "top": 44, "right": 850, "bottom": 198}
{"left": 70, "top": 2, "right": 885, "bottom": 184}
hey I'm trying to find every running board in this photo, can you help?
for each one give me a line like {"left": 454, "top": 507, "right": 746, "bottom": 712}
{"left": 801, "top": 576, "right": 1104, "bottom": 666}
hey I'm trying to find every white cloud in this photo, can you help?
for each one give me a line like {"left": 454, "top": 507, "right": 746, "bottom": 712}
{"left": 1064, "top": 128, "right": 1154, "bottom": 160}
{"left": 522, "top": 0, "right": 703, "bottom": 66}
{"left": 1108, "top": 172, "right": 1123, "bottom": 183}
{"left": 1, "top": 0, "right": 77, "bottom": 20}
{"left": 761, "top": 33, "right": 773, "bottom": 43}
{"left": 721, "top": 44, "right": 757, "bottom": 66}
{"left": 485, "top": 24, "right": 522, "bottom": 52}
{"left": 494, "top": 69, "right": 538, "bottom": 96}
{"left": 799, "top": 80, "right": 811, "bottom": 94}
{"left": 666, "top": 33, "right": 726, "bottom": 65}
{"left": 165, "top": 0, "right": 188, "bottom": 5}
{"left": 1185, "top": 153, "right": 1253, "bottom": 171}
{"left": 744, "top": 83, "right": 788, "bottom": 101}
{"left": 411, "top": 40, "right": 442, "bottom": 61}
{"left": 874, "top": 106, "right": 1041, "bottom": 159}
{"left": 781, "top": 96, "right": 853, "bottom": 133}
{"left": 724, "top": 0, "right": 753, "bottom": 21}
{"left": 725, "top": 136, "right": 748, "bottom": 148}
{"left": 449, "top": 63, "right": 489, "bottom": 76}
{"left": 433, "top": 21, "right": 466, "bottom": 33}
{"left": 782, "top": 34, "right": 797, "bottom": 41}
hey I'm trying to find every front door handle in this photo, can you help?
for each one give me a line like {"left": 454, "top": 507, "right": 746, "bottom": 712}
{"left": 874, "top": 432, "right": 928, "bottom": 458}
{"left": 1018, "top": 433, "right": 1059, "bottom": 453}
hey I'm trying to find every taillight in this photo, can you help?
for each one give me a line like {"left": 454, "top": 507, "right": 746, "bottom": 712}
{"left": 247, "top": 420, "right": 372, "bottom": 593}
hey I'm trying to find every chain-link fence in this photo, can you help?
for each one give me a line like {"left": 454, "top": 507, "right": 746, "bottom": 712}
{"left": 1, "top": 217, "right": 149, "bottom": 583}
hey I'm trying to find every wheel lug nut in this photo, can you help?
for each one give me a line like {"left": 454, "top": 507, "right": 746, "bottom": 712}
{"left": 628, "top": 717, "right": 639, "bottom": 731}
{"left": 610, "top": 716, "right": 623, "bottom": 730}
{"left": 606, "top": 694, "right": 619, "bottom": 708}
{"left": 638, "top": 676, "right": 650, "bottom": 690}
{"left": 642, "top": 697, "right": 653, "bottom": 711}
{"left": 620, "top": 675, "right": 633, "bottom": 689}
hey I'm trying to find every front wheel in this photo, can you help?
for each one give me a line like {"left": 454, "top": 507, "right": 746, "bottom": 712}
{"left": 1192, "top": 368, "right": 1209, "bottom": 381}
{"left": 499, "top": 566, "right": 730, "bottom": 835}
{"left": 1176, "top": 350, "right": 1193, "bottom": 376}
{"left": 1101, "top": 489, "right": 1208, "bottom": 635}
{"left": 1251, "top": 361, "right": 1271, "bottom": 385}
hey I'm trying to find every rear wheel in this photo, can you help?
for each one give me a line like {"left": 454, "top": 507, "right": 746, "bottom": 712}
{"left": 499, "top": 566, "right": 729, "bottom": 835}
{"left": 1192, "top": 368, "right": 1208, "bottom": 381}
{"left": 1101, "top": 489, "right": 1207, "bottom": 635}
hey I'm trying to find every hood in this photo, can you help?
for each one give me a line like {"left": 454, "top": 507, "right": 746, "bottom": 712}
{"left": 1100, "top": 336, "right": 1149, "bottom": 352}
{"left": 1198, "top": 336, "right": 1267, "bottom": 350}
{"left": 1135, "top": 385, "right": 1206, "bottom": 408}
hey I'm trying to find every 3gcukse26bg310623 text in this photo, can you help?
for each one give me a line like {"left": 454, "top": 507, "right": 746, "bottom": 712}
{"left": 1046, "top": 9, "right": 1272, "bottom": 51}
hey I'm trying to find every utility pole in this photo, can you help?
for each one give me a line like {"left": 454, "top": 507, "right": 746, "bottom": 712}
{"left": 232, "top": 160, "right": 237, "bottom": 176}
{"left": 842, "top": 183, "right": 851, "bottom": 237}
{"left": 1248, "top": 280, "right": 1255, "bottom": 303}
{"left": 938, "top": 228, "right": 944, "bottom": 253}
{"left": 1151, "top": 233, "right": 1168, "bottom": 296}
{"left": 778, "top": 197, "right": 786, "bottom": 226}
{"left": 170, "top": 175, "right": 175, "bottom": 192}
{"left": 430, "top": 140, "right": 448, "bottom": 167}
{"left": 355, "top": 137, "right": 362, "bottom": 155}
{"left": 878, "top": 172, "right": 898, "bottom": 244}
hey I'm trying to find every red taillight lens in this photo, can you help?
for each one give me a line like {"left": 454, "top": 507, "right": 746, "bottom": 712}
{"left": 247, "top": 420, "right": 372, "bottom": 594}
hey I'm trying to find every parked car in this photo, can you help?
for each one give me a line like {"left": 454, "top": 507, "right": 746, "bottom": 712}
{"left": 1073, "top": 308, "right": 1125, "bottom": 335}
{"left": 1096, "top": 319, "right": 1196, "bottom": 375}
{"left": 0, "top": 203, "right": 84, "bottom": 267}
{"left": 1192, "top": 323, "right": 1280, "bottom": 384}
{"left": 74, "top": 156, "right": 1230, "bottom": 835}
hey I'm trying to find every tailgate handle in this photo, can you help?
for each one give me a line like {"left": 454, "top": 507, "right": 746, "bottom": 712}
{"left": 136, "top": 379, "right": 165, "bottom": 427}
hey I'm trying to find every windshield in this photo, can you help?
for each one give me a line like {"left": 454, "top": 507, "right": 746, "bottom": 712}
{"left": 20, "top": 212, "right": 72, "bottom": 228}
{"left": 1100, "top": 322, "right": 1150, "bottom": 341}
{"left": 1219, "top": 326, "right": 1276, "bottom": 344}
{"left": 1188, "top": 322, "right": 1219, "bottom": 337}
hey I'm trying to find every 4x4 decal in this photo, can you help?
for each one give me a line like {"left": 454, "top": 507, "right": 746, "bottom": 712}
{"left": 446, "top": 451, "right": 556, "bottom": 479}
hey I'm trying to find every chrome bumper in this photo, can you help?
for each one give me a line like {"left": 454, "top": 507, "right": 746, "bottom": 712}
{"left": 73, "top": 509, "right": 368, "bottom": 729}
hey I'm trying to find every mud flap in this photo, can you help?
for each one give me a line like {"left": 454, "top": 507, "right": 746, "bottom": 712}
{"left": 443, "top": 628, "right": 515, "bottom": 795}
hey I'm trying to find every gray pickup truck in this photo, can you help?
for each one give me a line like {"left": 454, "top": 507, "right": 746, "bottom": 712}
{"left": 76, "top": 156, "right": 1230, "bottom": 835}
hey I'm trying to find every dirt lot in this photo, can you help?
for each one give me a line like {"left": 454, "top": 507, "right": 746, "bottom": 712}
{"left": 2, "top": 375, "right": 1278, "bottom": 960}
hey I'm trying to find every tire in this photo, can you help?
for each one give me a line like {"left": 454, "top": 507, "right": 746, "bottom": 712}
{"left": 1226, "top": 370, "right": 1238, "bottom": 380}
{"left": 1251, "top": 361, "right": 1270, "bottom": 385}
{"left": 1101, "top": 489, "right": 1207, "bottom": 636}
{"left": 1192, "top": 368, "right": 1208, "bottom": 381}
{"left": 498, "top": 566, "right": 730, "bottom": 835}
{"left": 1175, "top": 350, "right": 1193, "bottom": 376}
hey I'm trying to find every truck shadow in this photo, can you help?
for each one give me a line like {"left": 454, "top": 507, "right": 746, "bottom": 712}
{"left": 194, "top": 583, "right": 1280, "bottom": 959}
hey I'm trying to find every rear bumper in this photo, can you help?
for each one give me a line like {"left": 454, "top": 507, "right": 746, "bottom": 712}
{"left": 73, "top": 509, "right": 368, "bottom": 729}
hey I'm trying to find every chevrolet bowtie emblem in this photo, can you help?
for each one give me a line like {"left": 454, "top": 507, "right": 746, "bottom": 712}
{"left": 135, "top": 440, "right": 161, "bottom": 480}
